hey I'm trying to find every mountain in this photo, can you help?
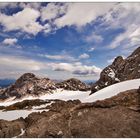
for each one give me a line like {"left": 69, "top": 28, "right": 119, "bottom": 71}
{"left": 56, "top": 78, "right": 90, "bottom": 91}
{"left": 0, "top": 73, "right": 90, "bottom": 100}
{"left": 91, "top": 47, "right": 140, "bottom": 94}
{"left": 0, "top": 73, "right": 56, "bottom": 100}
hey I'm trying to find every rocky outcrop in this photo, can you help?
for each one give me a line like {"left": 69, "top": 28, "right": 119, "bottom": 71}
{"left": 0, "top": 118, "right": 25, "bottom": 138}
{"left": 56, "top": 78, "right": 90, "bottom": 91}
{"left": 0, "top": 89, "right": 140, "bottom": 138}
{"left": 0, "top": 73, "right": 56, "bottom": 100}
{"left": 91, "top": 47, "right": 140, "bottom": 94}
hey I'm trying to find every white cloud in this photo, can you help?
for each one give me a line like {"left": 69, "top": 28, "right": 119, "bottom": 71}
{"left": 0, "top": 3, "right": 115, "bottom": 36}
{"left": 0, "top": 7, "right": 43, "bottom": 35}
{"left": 88, "top": 47, "right": 95, "bottom": 52}
{"left": 41, "top": 3, "right": 66, "bottom": 22}
{"left": 85, "top": 32, "right": 103, "bottom": 43}
{"left": 40, "top": 53, "right": 90, "bottom": 61}
{"left": 39, "top": 53, "right": 77, "bottom": 61}
{"left": 54, "top": 3, "right": 114, "bottom": 28}
{"left": 0, "top": 55, "right": 46, "bottom": 71}
{"left": 52, "top": 62, "right": 102, "bottom": 77}
{"left": 2, "top": 38, "right": 17, "bottom": 45}
{"left": 79, "top": 53, "right": 89, "bottom": 59}
{"left": 104, "top": 3, "right": 140, "bottom": 49}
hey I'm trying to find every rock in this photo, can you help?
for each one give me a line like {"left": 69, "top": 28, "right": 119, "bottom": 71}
{"left": 0, "top": 89, "right": 140, "bottom": 138}
{"left": 56, "top": 78, "right": 90, "bottom": 91}
{"left": 91, "top": 47, "right": 140, "bottom": 94}
{"left": 0, "top": 118, "right": 26, "bottom": 138}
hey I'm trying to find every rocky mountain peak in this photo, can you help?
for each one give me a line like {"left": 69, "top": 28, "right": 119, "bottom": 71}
{"left": 91, "top": 47, "right": 140, "bottom": 94}
{"left": 112, "top": 56, "right": 124, "bottom": 66}
{"left": 0, "top": 73, "right": 56, "bottom": 100}
{"left": 15, "top": 73, "right": 37, "bottom": 85}
{"left": 56, "top": 78, "right": 90, "bottom": 91}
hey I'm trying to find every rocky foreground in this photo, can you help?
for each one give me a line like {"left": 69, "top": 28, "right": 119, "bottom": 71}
{"left": 0, "top": 88, "right": 140, "bottom": 138}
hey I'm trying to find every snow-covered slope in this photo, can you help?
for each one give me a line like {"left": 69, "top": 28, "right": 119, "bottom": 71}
{"left": 0, "top": 79, "right": 139, "bottom": 107}
{"left": 41, "top": 79, "right": 140, "bottom": 103}
{"left": 83, "top": 78, "right": 140, "bottom": 103}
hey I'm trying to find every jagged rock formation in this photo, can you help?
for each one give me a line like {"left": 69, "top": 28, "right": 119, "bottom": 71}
{"left": 56, "top": 78, "right": 90, "bottom": 91}
{"left": 0, "top": 74, "right": 90, "bottom": 101}
{"left": 0, "top": 73, "right": 56, "bottom": 100}
{"left": 91, "top": 47, "right": 140, "bottom": 94}
{"left": 0, "top": 88, "right": 140, "bottom": 138}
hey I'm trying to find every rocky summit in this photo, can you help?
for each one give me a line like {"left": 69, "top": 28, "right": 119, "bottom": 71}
{"left": 91, "top": 47, "right": 140, "bottom": 94}
{"left": 0, "top": 88, "right": 140, "bottom": 138}
{"left": 0, "top": 73, "right": 56, "bottom": 100}
{"left": 56, "top": 78, "right": 90, "bottom": 91}
{"left": 0, "top": 74, "right": 90, "bottom": 101}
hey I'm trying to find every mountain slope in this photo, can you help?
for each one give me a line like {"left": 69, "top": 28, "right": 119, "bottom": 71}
{"left": 91, "top": 47, "right": 140, "bottom": 94}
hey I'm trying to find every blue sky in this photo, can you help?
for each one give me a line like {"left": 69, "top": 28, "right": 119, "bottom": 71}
{"left": 0, "top": 2, "right": 140, "bottom": 81}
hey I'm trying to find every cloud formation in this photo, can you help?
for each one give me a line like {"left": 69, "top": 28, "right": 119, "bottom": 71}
{"left": 104, "top": 3, "right": 140, "bottom": 49}
{"left": 0, "top": 3, "right": 115, "bottom": 36}
{"left": 85, "top": 32, "right": 103, "bottom": 43}
{"left": 52, "top": 62, "right": 102, "bottom": 76}
{"left": 54, "top": 3, "right": 114, "bottom": 28}
{"left": 0, "top": 7, "right": 43, "bottom": 35}
{"left": 0, "top": 55, "right": 102, "bottom": 80}
{"left": 79, "top": 53, "right": 90, "bottom": 59}
{"left": 2, "top": 38, "right": 17, "bottom": 45}
{"left": 39, "top": 53, "right": 77, "bottom": 61}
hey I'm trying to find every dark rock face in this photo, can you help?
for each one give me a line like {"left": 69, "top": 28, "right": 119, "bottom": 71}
{"left": 0, "top": 73, "right": 56, "bottom": 100}
{"left": 0, "top": 89, "right": 140, "bottom": 138}
{"left": 56, "top": 78, "right": 90, "bottom": 91}
{"left": 91, "top": 47, "right": 140, "bottom": 94}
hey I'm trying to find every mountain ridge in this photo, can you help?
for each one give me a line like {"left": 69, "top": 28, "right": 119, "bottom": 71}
{"left": 91, "top": 47, "right": 140, "bottom": 94}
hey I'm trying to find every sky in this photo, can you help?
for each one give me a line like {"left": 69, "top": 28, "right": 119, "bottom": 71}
{"left": 0, "top": 2, "right": 140, "bottom": 81}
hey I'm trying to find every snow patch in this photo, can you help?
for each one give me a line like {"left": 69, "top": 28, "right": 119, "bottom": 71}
{"left": 0, "top": 109, "right": 49, "bottom": 121}
{"left": 83, "top": 79, "right": 140, "bottom": 103}
{"left": 108, "top": 68, "right": 115, "bottom": 78}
